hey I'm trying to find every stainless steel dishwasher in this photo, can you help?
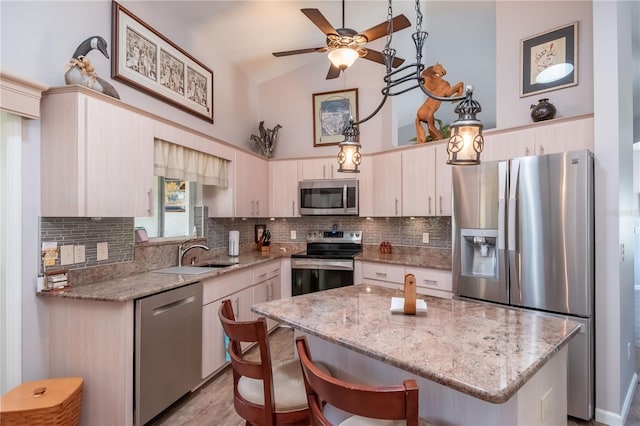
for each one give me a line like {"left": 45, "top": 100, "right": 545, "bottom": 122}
{"left": 135, "top": 281, "right": 202, "bottom": 426}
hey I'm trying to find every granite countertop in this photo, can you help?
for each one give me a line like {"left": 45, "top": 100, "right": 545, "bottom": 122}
{"left": 37, "top": 251, "right": 287, "bottom": 302}
{"left": 252, "top": 284, "right": 580, "bottom": 404}
{"left": 356, "top": 245, "right": 452, "bottom": 270}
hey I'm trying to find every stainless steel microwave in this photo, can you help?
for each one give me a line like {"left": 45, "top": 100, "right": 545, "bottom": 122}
{"left": 298, "top": 179, "right": 359, "bottom": 216}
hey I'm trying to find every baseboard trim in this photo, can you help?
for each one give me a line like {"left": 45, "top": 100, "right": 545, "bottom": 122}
{"left": 595, "top": 372, "right": 638, "bottom": 426}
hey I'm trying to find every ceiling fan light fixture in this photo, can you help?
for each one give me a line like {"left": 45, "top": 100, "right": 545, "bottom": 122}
{"left": 328, "top": 47, "right": 359, "bottom": 70}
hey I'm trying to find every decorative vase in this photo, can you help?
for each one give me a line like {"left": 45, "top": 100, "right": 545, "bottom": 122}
{"left": 530, "top": 98, "right": 557, "bottom": 122}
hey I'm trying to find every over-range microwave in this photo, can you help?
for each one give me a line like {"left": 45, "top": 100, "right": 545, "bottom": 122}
{"left": 298, "top": 179, "right": 359, "bottom": 216}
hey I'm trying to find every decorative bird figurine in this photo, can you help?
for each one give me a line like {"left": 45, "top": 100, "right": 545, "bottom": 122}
{"left": 64, "top": 36, "right": 120, "bottom": 99}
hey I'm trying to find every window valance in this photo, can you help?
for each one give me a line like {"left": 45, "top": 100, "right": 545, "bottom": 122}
{"left": 154, "top": 139, "right": 229, "bottom": 187}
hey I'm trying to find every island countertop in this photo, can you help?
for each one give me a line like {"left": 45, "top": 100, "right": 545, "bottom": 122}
{"left": 252, "top": 284, "right": 580, "bottom": 404}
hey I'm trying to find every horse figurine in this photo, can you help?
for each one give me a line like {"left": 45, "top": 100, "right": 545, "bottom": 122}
{"left": 415, "top": 63, "right": 463, "bottom": 143}
{"left": 64, "top": 36, "right": 120, "bottom": 99}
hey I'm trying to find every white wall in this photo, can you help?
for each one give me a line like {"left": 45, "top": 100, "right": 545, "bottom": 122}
{"left": 0, "top": 1, "right": 258, "bottom": 148}
{"left": 496, "top": 1, "right": 593, "bottom": 129}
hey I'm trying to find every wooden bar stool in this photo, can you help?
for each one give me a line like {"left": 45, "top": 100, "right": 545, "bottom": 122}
{"left": 0, "top": 377, "right": 83, "bottom": 426}
{"left": 218, "top": 299, "right": 330, "bottom": 426}
{"left": 296, "top": 336, "right": 432, "bottom": 426}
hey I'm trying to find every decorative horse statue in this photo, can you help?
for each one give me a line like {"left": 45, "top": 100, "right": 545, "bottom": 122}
{"left": 415, "top": 63, "right": 463, "bottom": 143}
{"left": 65, "top": 36, "right": 120, "bottom": 99}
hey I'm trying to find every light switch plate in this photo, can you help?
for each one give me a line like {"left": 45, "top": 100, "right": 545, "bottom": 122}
{"left": 291, "top": 230, "right": 297, "bottom": 240}
{"left": 60, "top": 245, "right": 74, "bottom": 265}
{"left": 74, "top": 245, "right": 86, "bottom": 264}
{"left": 422, "top": 232, "right": 430, "bottom": 244}
{"left": 96, "top": 242, "right": 109, "bottom": 261}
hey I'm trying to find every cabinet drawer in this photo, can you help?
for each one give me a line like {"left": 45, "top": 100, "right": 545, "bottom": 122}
{"left": 362, "top": 262, "right": 405, "bottom": 284}
{"left": 203, "top": 270, "right": 253, "bottom": 305}
{"left": 252, "top": 260, "right": 281, "bottom": 284}
{"left": 405, "top": 268, "right": 452, "bottom": 292}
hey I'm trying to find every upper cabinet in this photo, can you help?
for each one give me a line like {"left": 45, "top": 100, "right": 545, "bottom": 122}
{"left": 299, "top": 157, "right": 340, "bottom": 180}
{"left": 235, "top": 150, "right": 268, "bottom": 218}
{"left": 268, "top": 159, "right": 300, "bottom": 217}
{"left": 401, "top": 142, "right": 451, "bottom": 217}
{"left": 482, "top": 115, "right": 594, "bottom": 162}
{"left": 41, "top": 87, "right": 154, "bottom": 217}
{"left": 371, "top": 151, "right": 402, "bottom": 217}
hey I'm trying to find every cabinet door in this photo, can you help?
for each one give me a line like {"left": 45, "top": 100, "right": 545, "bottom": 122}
{"left": 85, "top": 97, "right": 154, "bottom": 217}
{"left": 202, "top": 301, "right": 227, "bottom": 378}
{"left": 482, "top": 128, "right": 537, "bottom": 161}
{"left": 402, "top": 145, "right": 435, "bottom": 216}
{"left": 269, "top": 160, "right": 300, "bottom": 217}
{"left": 361, "top": 262, "right": 405, "bottom": 288}
{"left": 300, "top": 158, "right": 336, "bottom": 180}
{"left": 434, "top": 144, "right": 452, "bottom": 216}
{"left": 372, "top": 152, "right": 402, "bottom": 217}
{"left": 406, "top": 267, "right": 453, "bottom": 299}
{"left": 357, "top": 155, "right": 374, "bottom": 217}
{"left": 533, "top": 116, "right": 594, "bottom": 155}
{"left": 235, "top": 151, "right": 268, "bottom": 217}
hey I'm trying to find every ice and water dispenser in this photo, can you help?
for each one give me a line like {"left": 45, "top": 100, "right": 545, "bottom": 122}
{"left": 460, "top": 229, "right": 498, "bottom": 279}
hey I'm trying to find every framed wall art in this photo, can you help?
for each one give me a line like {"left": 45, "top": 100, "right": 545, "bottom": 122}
{"left": 312, "top": 88, "right": 358, "bottom": 147}
{"left": 111, "top": 1, "right": 214, "bottom": 122}
{"left": 520, "top": 22, "right": 578, "bottom": 97}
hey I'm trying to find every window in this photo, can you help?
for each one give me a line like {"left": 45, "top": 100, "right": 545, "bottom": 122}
{"left": 135, "top": 176, "right": 201, "bottom": 238}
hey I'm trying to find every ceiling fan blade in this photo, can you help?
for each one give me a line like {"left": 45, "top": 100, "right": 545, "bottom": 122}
{"left": 358, "top": 14, "right": 412, "bottom": 42}
{"left": 272, "top": 47, "right": 326, "bottom": 57}
{"left": 326, "top": 64, "right": 342, "bottom": 80}
{"left": 301, "top": 8, "right": 338, "bottom": 36}
{"left": 362, "top": 49, "right": 405, "bottom": 68}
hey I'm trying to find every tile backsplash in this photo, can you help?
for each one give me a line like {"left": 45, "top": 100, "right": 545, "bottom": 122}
{"left": 40, "top": 214, "right": 451, "bottom": 270}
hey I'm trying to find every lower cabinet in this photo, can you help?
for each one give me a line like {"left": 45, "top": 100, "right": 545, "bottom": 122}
{"left": 201, "top": 260, "right": 282, "bottom": 379}
{"left": 358, "top": 261, "right": 452, "bottom": 299}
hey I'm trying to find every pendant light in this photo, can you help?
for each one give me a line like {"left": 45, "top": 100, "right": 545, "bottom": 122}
{"left": 336, "top": 0, "right": 485, "bottom": 172}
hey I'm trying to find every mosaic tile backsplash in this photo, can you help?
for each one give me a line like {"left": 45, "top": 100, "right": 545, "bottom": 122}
{"left": 40, "top": 214, "right": 451, "bottom": 271}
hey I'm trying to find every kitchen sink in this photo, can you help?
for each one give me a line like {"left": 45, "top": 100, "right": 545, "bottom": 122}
{"left": 152, "top": 266, "right": 225, "bottom": 275}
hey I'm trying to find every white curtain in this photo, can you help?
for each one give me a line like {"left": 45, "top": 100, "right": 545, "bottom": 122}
{"left": 154, "top": 139, "right": 229, "bottom": 187}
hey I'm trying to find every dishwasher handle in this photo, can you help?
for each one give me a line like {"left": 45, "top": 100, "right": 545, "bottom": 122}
{"left": 153, "top": 295, "right": 197, "bottom": 316}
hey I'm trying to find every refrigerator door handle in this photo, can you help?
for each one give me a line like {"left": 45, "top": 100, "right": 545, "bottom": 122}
{"left": 497, "top": 161, "right": 507, "bottom": 250}
{"left": 508, "top": 159, "right": 521, "bottom": 302}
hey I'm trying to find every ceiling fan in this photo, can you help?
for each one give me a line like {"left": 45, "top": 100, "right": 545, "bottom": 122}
{"left": 272, "top": 2, "right": 411, "bottom": 79}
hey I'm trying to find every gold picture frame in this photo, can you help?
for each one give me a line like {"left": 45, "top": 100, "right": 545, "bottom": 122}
{"left": 312, "top": 88, "right": 358, "bottom": 147}
{"left": 111, "top": 1, "right": 214, "bottom": 122}
{"left": 520, "top": 22, "right": 578, "bottom": 97}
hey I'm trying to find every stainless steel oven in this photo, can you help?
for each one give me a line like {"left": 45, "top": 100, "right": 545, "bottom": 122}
{"left": 291, "top": 230, "right": 362, "bottom": 296}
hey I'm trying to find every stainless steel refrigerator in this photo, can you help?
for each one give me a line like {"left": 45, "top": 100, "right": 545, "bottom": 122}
{"left": 452, "top": 149, "right": 594, "bottom": 421}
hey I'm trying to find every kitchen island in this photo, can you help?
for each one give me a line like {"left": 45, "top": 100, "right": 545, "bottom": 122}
{"left": 252, "top": 284, "right": 580, "bottom": 425}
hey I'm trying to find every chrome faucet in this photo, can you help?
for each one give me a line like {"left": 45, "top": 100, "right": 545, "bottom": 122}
{"left": 178, "top": 242, "right": 210, "bottom": 267}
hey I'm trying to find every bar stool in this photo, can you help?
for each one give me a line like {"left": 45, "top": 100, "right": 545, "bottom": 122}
{"left": 296, "top": 336, "right": 432, "bottom": 426}
{"left": 218, "top": 299, "right": 330, "bottom": 426}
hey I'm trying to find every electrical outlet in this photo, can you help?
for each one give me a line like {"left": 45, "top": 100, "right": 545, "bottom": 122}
{"left": 540, "top": 388, "right": 552, "bottom": 422}
{"left": 291, "top": 230, "right": 297, "bottom": 240}
{"left": 74, "top": 245, "right": 86, "bottom": 264}
{"left": 97, "top": 242, "right": 109, "bottom": 261}
{"left": 422, "top": 232, "right": 430, "bottom": 244}
{"left": 60, "top": 245, "right": 74, "bottom": 265}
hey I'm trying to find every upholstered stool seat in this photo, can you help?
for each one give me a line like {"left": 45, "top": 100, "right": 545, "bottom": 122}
{"left": 340, "top": 416, "right": 433, "bottom": 426}
{"left": 238, "top": 358, "right": 331, "bottom": 413}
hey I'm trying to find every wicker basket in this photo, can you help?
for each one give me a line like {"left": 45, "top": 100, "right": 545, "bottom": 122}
{"left": 0, "top": 377, "right": 83, "bottom": 426}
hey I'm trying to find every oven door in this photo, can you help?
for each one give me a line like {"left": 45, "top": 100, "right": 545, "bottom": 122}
{"left": 291, "top": 258, "right": 354, "bottom": 296}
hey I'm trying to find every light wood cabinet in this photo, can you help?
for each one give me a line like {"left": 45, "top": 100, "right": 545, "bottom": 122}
{"left": 299, "top": 157, "right": 339, "bottom": 180}
{"left": 268, "top": 159, "right": 300, "bottom": 217}
{"left": 371, "top": 151, "right": 402, "bottom": 217}
{"left": 482, "top": 115, "right": 594, "bottom": 162}
{"left": 434, "top": 144, "right": 452, "bottom": 216}
{"left": 358, "top": 261, "right": 453, "bottom": 299}
{"left": 201, "top": 260, "right": 282, "bottom": 379}
{"left": 235, "top": 150, "right": 268, "bottom": 217}
{"left": 41, "top": 87, "right": 154, "bottom": 217}
{"left": 356, "top": 155, "right": 374, "bottom": 217}
{"left": 401, "top": 142, "right": 451, "bottom": 217}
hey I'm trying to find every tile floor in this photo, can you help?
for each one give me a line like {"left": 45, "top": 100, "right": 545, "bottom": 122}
{"left": 150, "top": 327, "right": 640, "bottom": 426}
